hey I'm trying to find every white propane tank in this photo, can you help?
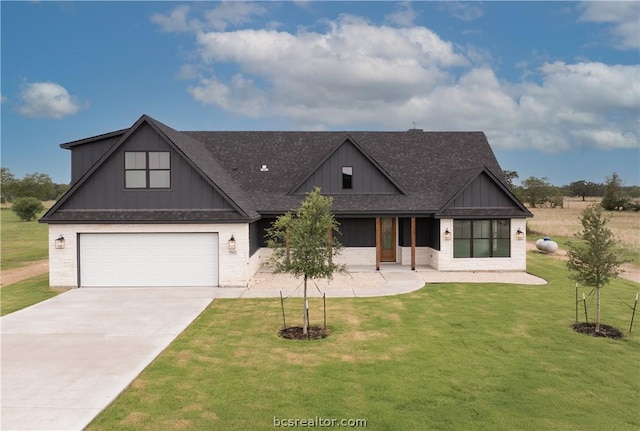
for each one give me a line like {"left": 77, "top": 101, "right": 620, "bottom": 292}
{"left": 536, "top": 237, "right": 558, "bottom": 253}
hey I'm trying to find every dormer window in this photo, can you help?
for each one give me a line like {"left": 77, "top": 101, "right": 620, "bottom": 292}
{"left": 342, "top": 166, "right": 353, "bottom": 190}
{"left": 125, "top": 151, "right": 170, "bottom": 189}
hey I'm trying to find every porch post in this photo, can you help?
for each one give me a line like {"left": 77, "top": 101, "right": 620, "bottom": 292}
{"left": 375, "top": 217, "right": 381, "bottom": 271}
{"left": 411, "top": 217, "right": 416, "bottom": 270}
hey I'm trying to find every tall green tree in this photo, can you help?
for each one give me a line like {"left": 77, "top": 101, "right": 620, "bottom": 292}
{"left": 502, "top": 170, "right": 519, "bottom": 191}
{"left": 1, "top": 167, "right": 17, "bottom": 202}
{"left": 521, "top": 176, "right": 558, "bottom": 208}
{"left": 601, "top": 172, "right": 628, "bottom": 211}
{"left": 566, "top": 205, "right": 621, "bottom": 333}
{"left": 266, "top": 187, "right": 347, "bottom": 335}
{"left": 568, "top": 180, "right": 602, "bottom": 201}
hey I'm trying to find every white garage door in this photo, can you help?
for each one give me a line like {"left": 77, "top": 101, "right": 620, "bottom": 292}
{"left": 79, "top": 233, "right": 218, "bottom": 287}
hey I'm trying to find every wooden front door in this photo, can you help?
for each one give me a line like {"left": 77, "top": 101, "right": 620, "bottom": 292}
{"left": 380, "top": 217, "right": 396, "bottom": 262}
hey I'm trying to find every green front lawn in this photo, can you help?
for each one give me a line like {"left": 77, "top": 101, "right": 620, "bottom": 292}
{"left": 0, "top": 274, "right": 65, "bottom": 316}
{"left": 1, "top": 208, "right": 49, "bottom": 271}
{"left": 88, "top": 252, "right": 640, "bottom": 431}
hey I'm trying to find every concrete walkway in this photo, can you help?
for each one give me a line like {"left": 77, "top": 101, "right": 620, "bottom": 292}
{"left": 212, "top": 265, "right": 547, "bottom": 299}
{"left": 1, "top": 287, "right": 214, "bottom": 431}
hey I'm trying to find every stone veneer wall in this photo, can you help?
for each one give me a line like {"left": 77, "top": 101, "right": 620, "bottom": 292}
{"left": 48, "top": 223, "right": 253, "bottom": 288}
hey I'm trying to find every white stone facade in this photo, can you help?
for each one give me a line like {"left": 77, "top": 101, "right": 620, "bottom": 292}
{"left": 48, "top": 223, "right": 253, "bottom": 288}
{"left": 49, "top": 218, "right": 527, "bottom": 288}
{"left": 436, "top": 218, "right": 527, "bottom": 271}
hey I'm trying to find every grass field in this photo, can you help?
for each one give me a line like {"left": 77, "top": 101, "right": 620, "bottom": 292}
{"left": 0, "top": 273, "right": 65, "bottom": 316}
{"left": 528, "top": 197, "right": 640, "bottom": 265}
{"left": 87, "top": 252, "right": 640, "bottom": 431}
{"left": 0, "top": 203, "right": 53, "bottom": 271}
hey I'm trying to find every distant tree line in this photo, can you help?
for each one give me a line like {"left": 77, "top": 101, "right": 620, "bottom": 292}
{"left": 0, "top": 167, "right": 69, "bottom": 203}
{"left": 504, "top": 170, "right": 640, "bottom": 211}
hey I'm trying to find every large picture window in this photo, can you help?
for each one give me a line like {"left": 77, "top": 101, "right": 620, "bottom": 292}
{"left": 125, "top": 151, "right": 170, "bottom": 189}
{"left": 453, "top": 219, "right": 510, "bottom": 258}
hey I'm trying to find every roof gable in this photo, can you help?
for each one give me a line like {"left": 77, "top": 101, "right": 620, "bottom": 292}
{"left": 436, "top": 167, "right": 532, "bottom": 218}
{"left": 41, "top": 115, "right": 257, "bottom": 223}
{"left": 290, "top": 136, "right": 406, "bottom": 195}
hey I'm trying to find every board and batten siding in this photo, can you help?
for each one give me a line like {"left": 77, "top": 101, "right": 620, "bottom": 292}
{"left": 70, "top": 134, "right": 123, "bottom": 184}
{"left": 294, "top": 140, "right": 400, "bottom": 194}
{"left": 450, "top": 172, "right": 516, "bottom": 209}
{"left": 60, "top": 123, "right": 234, "bottom": 211}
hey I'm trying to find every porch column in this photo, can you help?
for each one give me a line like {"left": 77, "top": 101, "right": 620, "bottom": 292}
{"left": 375, "top": 217, "right": 381, "bottom": 271}
{"left": 411, "top": 217, "right": 416, "bottom": 270}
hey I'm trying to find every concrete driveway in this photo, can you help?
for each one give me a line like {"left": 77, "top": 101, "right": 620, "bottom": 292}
{"left": 1, "top": 287, "right": 214, "bottom": 431}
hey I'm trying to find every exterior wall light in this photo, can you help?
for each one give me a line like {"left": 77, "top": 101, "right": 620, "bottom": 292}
{"left": 55, "top": 235, "right": 65, "bottom": 249}
{"left": 516, "top": 228, "right": 524, "bottom": 240}
{"left": 228, "top": 235, "right": 236, "bottom": 252}
{"left": 444, "top": 228, "right": 452, "bottom": 241}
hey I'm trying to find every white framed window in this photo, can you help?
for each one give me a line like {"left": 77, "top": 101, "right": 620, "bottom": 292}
{"left": 125, "top": 151, "right": 171, "bottom": 189}
{"left": 453, "top": 219, "right": 510, "bottom": 258}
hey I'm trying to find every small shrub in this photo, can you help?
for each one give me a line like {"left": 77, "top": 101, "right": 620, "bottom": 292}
{"left": 12, "top": 197, "right": 44, "bottom": 221}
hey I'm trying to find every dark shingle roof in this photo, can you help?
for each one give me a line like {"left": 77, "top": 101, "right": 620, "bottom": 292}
{"left": 43, "top": 115, "right": 531, "bottom": 223}
{"left": 43, "top": 209, "right": 245, "bottom": 223}
{"left": 183, "top": 130, "right": 511, "bottom": 214}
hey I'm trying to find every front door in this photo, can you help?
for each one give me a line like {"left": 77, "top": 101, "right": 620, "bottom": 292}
{"left": 380, "top": 217, "right": 396, "bottom": 262}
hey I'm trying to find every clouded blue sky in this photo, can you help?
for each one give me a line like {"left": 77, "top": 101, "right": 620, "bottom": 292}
{"left": 2, "top": 1, "right": 639, "bottom": 186}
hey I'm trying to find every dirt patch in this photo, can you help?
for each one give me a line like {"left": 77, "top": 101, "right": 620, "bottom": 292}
{"left": 572, "top": 322, "right": 624, "bottom": 339}
{"left": 1, "top": 259, "right": 49, "bottom": 287}
{"left": 278, "top": 326, "right": 330, "bottom": 340}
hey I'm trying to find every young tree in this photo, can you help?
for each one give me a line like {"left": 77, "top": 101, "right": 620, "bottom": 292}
{"left": 566, "top": 205, "right": 621, "bottom": 333}
{"left": 266, "top": 187, "right": 347, "bottom": 335}
{"left": 12, "top": 197, "right": 44, "bottom": 221}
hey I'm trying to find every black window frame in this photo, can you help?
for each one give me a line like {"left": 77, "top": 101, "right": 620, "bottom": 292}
{"left": 342, "top": 166, "right": 353, "bottom": 190}
{"left": 453, "top": 219, "right": 510, "bottom": 258}
{"left": 124, "top": 151, "right": 171, "bottom": 189}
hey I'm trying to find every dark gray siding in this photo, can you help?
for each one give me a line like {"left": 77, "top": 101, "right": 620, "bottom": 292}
{"left": 249, "top": 221, "right": 261, "bottom": 256}
{"left": 253, "top": 216, "right": 375, "bottom": 249}
{"left": 399, "top": 217, "right": 440, "bottom": 250}
{"left": 451, "top": 172, "right": 516, "bottom": 208}
{"left": 71, "top": 136, "right": 120, "bottom": 183}
{"left": 256, "top": 217, "right": 277, "bottom": 248}
{"left": 335, "top": 218, "right": 376, "bottom": 247}
{"left": 295, "top": 140, "right": 400, "bottom": 194}
{"left": 60, "top": 123, "right": 234, "bottom": 211}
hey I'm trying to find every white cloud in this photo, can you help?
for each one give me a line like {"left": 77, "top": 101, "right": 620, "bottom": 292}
{"left": 385, "top": 1, "right": 418, "bottom": 27}
{"left": 438, "top": 1, "right": 484, "bottom": 22}
{"left": 159, "top": 11, "right": 639, "bottom": 153}
{"left": 151, "top": 5, "right": 192, "bottom": 32}
{"left": 191, "top": 16, "right": 468, "bottom": 112}
{"left": 151, "top": 2, "right": 267, "bottom": 33}
{"left": 579, "top": 2, "right": 640, "bottom": 49}
{"left": 0, "top": 94, "right": 7, "bottom": 103}
{"left": 18, "top": 82, "right": 83, "bottom": 119}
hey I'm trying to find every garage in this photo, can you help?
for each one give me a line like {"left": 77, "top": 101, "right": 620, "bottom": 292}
{"left": 79, "top": 233, "right": 218, "bottom": 287}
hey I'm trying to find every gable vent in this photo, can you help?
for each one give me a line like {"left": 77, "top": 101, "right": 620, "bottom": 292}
{"left": 260, "top": 164, "right": 269, "bottom": 172}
